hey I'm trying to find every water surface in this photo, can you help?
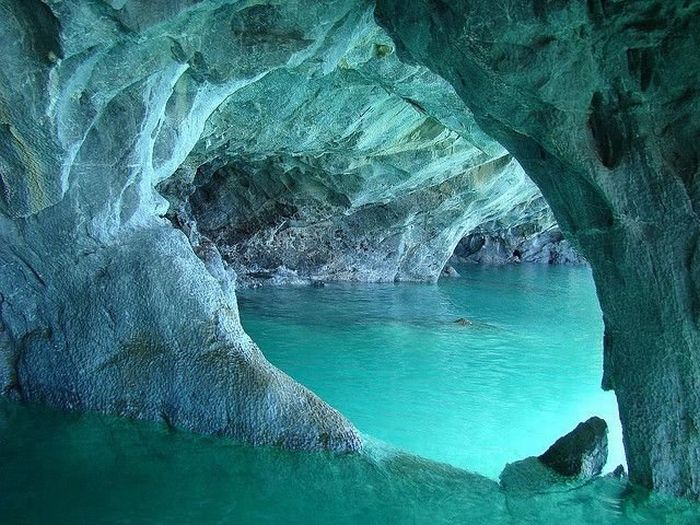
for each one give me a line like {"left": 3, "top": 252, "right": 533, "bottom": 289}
{"left": 2, "top": 265, "right": 700, "bottom": 523}
{"left": 1, "top": 399, "right": 698, "bottom": 524}
{"left": 239, "top": 264, "right": 624, "bottom": 478}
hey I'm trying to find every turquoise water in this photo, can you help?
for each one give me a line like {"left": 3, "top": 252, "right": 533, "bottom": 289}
{"left": 2, "top": 265, "right": 700, "bottom": 523}
{"left": 239, "top": 264, "right": 624, "bottom": 478}
{"left": 2, "top": 399, "right": 699, "bottom": 524}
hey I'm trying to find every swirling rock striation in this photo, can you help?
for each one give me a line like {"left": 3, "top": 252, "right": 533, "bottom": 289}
{"left": 0, "top": 0, "right": 555, "bottom": 453}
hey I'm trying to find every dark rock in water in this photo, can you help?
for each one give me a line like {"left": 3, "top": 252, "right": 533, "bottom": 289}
{"left": 454, "top": 318, "right": 472, "bottom": 326}
{"left": 500, "top": 417, "right": 608, "bottom": 492}
{"left": 311, "top": 280, "right": 326, "bottom": 288}
{"left": 610, "top": 464, "right": 626, "bottom": 479}
{"left": 539, "top": 417, "right": 608, "bottom": 478}
{"left": 442, "top": 265, "right": 460, "bottom": 278}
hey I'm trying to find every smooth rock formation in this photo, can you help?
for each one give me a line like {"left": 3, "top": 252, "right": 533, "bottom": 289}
{"left": 0, "top": 0, "right": 556, "bottom": 453}
{"left": 499, "top": 457, "right": 568, "bottom": 494}
{"left": 158, "top": 67, "right": 550, "bottom": 286}
{"left": 0, "top": 0, "right": 394, "bottom": 452}
{"left": 377, "top": 0, "right": 700, "bottom": 498}
{"left": 442, "top": 265, "right": 461, "bottom": 278}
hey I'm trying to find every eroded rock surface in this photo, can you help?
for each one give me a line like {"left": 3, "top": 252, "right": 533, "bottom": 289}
{"left": 500, "top": 417, "right": 608, "bottom": 492}
{"left": 162, "top": 151, "right": 547, "bottom": 287}
{"left": 0, "top": 0, "right": 560, "bottom": 454}
{"left": 451, "top": 226, "right": 585, "bottom": 266}
{"left": 0, "top": 0, "right": 394, "bottom": 452}
{"left": 377, "top": 0, "right": 700, "bottom": 497}
{"left": 156, "top": 17, "right": 553, "bottom": 286}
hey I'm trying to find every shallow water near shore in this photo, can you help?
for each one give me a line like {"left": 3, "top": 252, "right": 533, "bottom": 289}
{"left": 2, "top": 265, "right": 700, "bottom": 523}
{"left": 1, "top": 398, "right": 700, "bottom": 524}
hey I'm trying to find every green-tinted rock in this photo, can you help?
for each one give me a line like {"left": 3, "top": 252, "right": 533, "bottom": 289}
{"left": 376, "top": 0, "right": 700, "bottom": 498}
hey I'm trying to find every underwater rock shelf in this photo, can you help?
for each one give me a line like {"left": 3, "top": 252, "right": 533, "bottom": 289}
{"left": 0, "top": 0, "right": 698, "bottom": 505}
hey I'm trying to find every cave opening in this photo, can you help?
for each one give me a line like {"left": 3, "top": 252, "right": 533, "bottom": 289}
{"left": 235, "top": 260, "right": 625, "bottom": 480}
{"left": 1, "top": 0, "right": 700, "bottom": 522}
{"left": 157, "top": 135, "right": 619, "bottom": 481}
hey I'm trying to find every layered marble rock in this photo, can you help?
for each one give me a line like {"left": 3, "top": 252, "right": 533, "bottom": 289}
{"left": 451, "top": 226, "right": 585, "bottom": 266}
{"left": 0, "top": 0, "right": 554, "bottom": 453}
{"left": 0, "top": 0, "right": 387, "bottom": 453}
{"left": 162, "top": 155, "right": 549, "bottom": 286}
{"left": 377, "top": 0, "right": 700, "bottom": 497}
{"left": 155, "top": 13, "right": 552, "bottom": 286}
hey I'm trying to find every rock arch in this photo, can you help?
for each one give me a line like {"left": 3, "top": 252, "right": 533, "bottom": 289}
{"left": 376, "top": 0, "right": 700, "bottom": 497}
{"left": 1, "top": 0, "right": 698, "bottom": 500}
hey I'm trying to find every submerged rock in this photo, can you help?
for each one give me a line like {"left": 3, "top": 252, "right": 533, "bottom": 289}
{"left": 500, "top": 457, "right": 567, "bottom": 493}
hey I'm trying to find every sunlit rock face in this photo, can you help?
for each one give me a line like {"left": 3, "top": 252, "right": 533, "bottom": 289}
{"left": 155, "top": 11, "right": 551, "bottom": 287}
{"left": 377, "top": 0, "right": 700, "bottom": 497}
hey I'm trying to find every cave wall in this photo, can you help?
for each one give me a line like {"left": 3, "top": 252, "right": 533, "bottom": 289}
{"left": 3, "top": 0, "right": 697, "bottom": 500}
{"left": 162, "top": 153, "right": 550, "bottom": 286}
{"left": 375, "top": 0, "right": 700, "bottom": 497}
{"left": 154, "top": 13, "right": 553, "bottom": 286}
{"left": 0, "top": 0, "right": 383, "bottom": 452}
{"left": 0, "top": 0, "right": 552, "bottom": 455}
{"left": 451, "top": 226, "right": 585, "bottom": 266}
